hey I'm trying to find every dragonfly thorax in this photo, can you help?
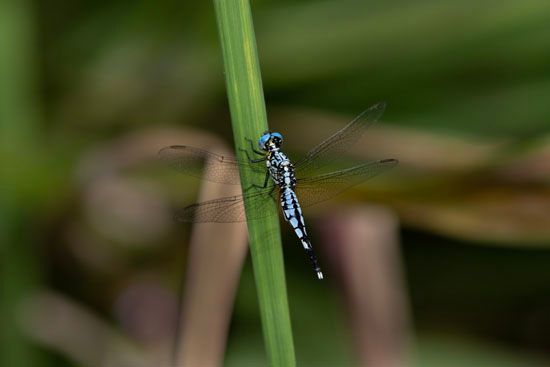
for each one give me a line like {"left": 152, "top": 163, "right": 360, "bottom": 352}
{"left": 267, "top": 150, "right": 296, "bottom": 189}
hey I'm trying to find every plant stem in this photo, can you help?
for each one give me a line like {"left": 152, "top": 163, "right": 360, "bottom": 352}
{"left": 212, "top": 0, "right": 296, "bottom": 365}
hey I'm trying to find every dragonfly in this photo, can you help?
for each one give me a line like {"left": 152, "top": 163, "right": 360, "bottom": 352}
{"left": 159, "top": 102, "right": 398, "bottom": 280}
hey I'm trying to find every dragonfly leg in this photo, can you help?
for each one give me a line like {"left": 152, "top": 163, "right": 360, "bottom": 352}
{"left": 243, "top": 171, "right": 270, "bottom": 193}
{"left": 239, "top": 147, "right": 266, "bottom": 164}
{"left": 244, "top": 137, "right": 265, "bottom": 156}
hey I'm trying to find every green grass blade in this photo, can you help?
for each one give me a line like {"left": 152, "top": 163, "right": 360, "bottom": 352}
{"left": 212, "top": 0, "right": 296, "bottom": 365}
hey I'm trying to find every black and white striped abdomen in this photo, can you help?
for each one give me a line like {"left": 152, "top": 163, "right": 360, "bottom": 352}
{"left": 280, "top": 187, "right": 323, "bottom": 279}
{"left": 280, "top": 188, "right": 310, "bottom": 250}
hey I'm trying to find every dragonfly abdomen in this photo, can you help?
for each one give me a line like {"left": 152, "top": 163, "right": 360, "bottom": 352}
{"left": 280, "top": 188, "right": 307, "bottom": 245}
{"left": 280, "top": 188, "right": 323, "bottom": 279}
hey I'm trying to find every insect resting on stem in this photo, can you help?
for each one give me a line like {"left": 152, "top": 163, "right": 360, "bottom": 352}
{"left": 159, "top": 102, "right": 398, "bottom": 279}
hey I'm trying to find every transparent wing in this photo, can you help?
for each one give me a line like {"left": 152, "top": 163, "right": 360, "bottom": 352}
{"left": 294, "top": 102, "right": 386, "bottom": 179}
{"left": 296, "top": 159, "right": 398, "bottom": 208}
{"left": 159, "top": 145, "right": 265, "bottom": 185}
{"left": 174, "top": 159, "right": 397, "bottom": 222}
{"left": 175, "top": 186, "right": 279, "bottom": 223}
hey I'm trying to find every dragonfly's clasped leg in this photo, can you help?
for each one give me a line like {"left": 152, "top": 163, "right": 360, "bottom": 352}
{"left": 244, "top": 137, "right": 265, "bottom": 156}
{"left": 243, "top": 183, "right": 265, "bottom": 193}
{"left": 239, "top": 147, "right": 265, "bottom": 164}
{"left": 243, "top": 171, "right": 270, "bottom": 193}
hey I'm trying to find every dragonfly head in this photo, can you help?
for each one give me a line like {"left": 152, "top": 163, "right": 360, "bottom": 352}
{"left": 258, "top": 131, "right": 284, "bottom": 151}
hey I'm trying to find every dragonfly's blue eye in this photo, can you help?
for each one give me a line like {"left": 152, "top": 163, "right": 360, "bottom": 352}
{"left": 258, "top": 133, "right": 271, "bottom": 149}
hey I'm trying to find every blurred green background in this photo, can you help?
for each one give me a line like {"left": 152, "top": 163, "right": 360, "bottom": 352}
{"left": 2, "top": 0, "right": 550, "bottom": 366}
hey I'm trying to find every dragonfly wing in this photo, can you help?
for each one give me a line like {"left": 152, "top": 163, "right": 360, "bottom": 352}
{"left": 295, "top": 159, "right": 398, "bottom": 208}
{"left": 294, "top": 102, "right": 386, "bottom": 178}
{"left": 175, "top": 186, "right": 279, "bottom": 223}
{"left": 159, "top": 145, "right": 265, "bottom": 185}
